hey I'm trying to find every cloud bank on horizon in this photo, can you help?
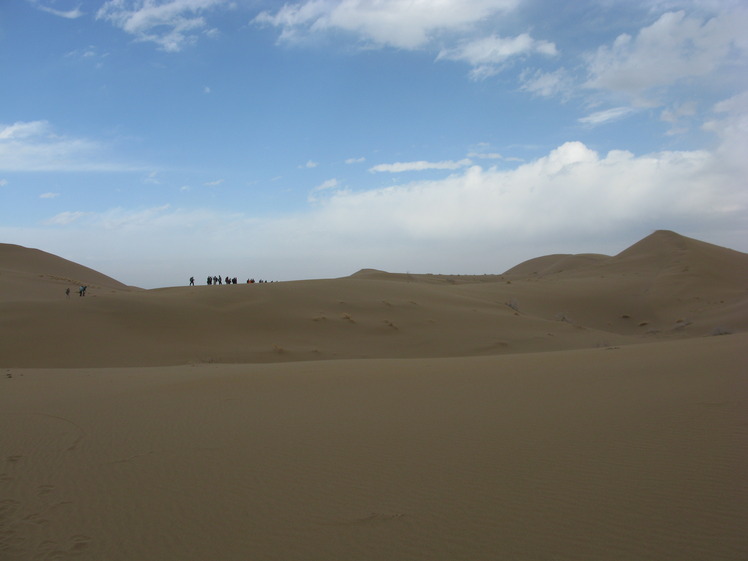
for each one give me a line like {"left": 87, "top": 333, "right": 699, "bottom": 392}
{"left": 1, "top": 0, "right": 747, "bottom": 287}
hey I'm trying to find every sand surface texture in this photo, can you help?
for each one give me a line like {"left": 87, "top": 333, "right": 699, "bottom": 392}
{"left": 1, "top": 230, "right": 746, "bottom": 560}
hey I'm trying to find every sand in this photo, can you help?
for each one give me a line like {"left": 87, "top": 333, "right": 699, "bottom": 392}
{"left": 1, "top": 230, "right": 746, "bottom": 560}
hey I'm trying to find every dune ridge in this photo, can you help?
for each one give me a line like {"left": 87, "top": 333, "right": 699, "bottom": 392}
{"left": 1, "top": 230, "right": 746, "bottom": 560}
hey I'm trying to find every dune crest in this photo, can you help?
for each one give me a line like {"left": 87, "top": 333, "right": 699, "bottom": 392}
{"left": 0, "top": 243, "right": 136, "bottom": 302}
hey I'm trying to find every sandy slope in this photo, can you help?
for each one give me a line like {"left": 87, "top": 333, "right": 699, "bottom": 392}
{"left": 1, "top": 336, "right": 746, "bottom": 560}
{"left": 1, "top": 230, "right": 746, "bottom": 560}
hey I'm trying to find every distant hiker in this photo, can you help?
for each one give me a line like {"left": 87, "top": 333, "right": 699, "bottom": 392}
{"left": 189, "top": 276, "right": 195, "bottom": 286}
{"left": 213, "top": 276, "right": 218, "bottom": 285}
{"left": 78, "top": 285, "right": 87, "bottom": 297}
{"left": 65, "top": 287, "right": 70, "bottom": 298}
{"left": 207, "top": 276, "right": 213, "bottom": 285}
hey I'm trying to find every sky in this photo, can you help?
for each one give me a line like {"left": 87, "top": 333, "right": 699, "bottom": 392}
{"left": 1, "top": 0, "right": 747, "bottom": 288}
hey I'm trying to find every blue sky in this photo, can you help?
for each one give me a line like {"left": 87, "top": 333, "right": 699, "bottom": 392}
{"left": 1, "top": 0, "right": 747, "bottom": 288}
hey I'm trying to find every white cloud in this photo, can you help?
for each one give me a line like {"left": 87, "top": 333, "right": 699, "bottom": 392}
{"left": 254, "top": 0, "right": 520, "bottom": 50}
{"left": 302, "top": 160, "right": 319, "bottom": 169}
{"left": 520, "top": 68, "right": 573, "bottom": 99}
{"left": 703, "top": 90, "right": 748, "bottom": 175}
{"left": 65, "top": 45, "right": 109, "bottom": 67}
{"left": 0, "top": 120, "right": 139, "bottom": 172}
{"left": 203, "top": 179, "right": 224, "bottom": 187}
{"left": 578, "top": 106, "right": 636, "bottom": 126}
{"left": 345, "top": 156, "right": 365, "bottom": 164}
{"left": 96, "top": 0, "right": 227, "bottom": 52}
{"left": 308, "top": 140, "right": 745, "bottom": 248}
{"left": 438, "top": 33, "right": 557, "bottom": 79}
{"left": 29, "top": 1, "right": 84, "bottom": 19}
{"left": 313, "top": 178, "right": 339, "bottom": 191}
{"left": 309, "top": 178, "right": 343, "bottom": 202}
{"left": 468, "top": 152, "right": 503, "bottom": 160}
{"left": 585, "top": 8, "right": 748, "bottom": 103}
{"left": 39, "top": 192, "right": 60, "bottom": 199}
{"left": 0, "top": 120, "right": 51, "bottom": 140}
{"left": 660, "top": 101, "right": 697, "bottom": 123}
{"left": 369, "top": 158, "right": 473, "bottom": 173}
{"left": 44, "top": 211, "right": 89, "bottom": 225}
{"left": 0, "top": 179, "right": 8, "bottom": 187}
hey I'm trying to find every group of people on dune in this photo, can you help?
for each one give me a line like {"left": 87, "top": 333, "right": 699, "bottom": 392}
{"left": 190, "top": 276, "right": 271, "bottom": 286}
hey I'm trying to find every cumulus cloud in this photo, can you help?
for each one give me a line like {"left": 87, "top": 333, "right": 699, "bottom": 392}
{"left": 0, "top": 120, "right": 138, "bottom": 172}
{"left": 438, "top": 33, "right": 557, "bottom": 79}
{"left": 254, "top": 0, "right": 520, "bottom": 49}
{"left": 369, "top": 158, "right": 473, "bottom": 173}
{"left": 96, "top": 0, "right": 226, "bottom": 52}
{"left": 585, "top": 8, "right": 748, "bottom": 103}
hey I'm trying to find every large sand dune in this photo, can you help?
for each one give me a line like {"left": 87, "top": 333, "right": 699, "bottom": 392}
{"left": 1, "top": 230, "right": 746, "bottom": 560}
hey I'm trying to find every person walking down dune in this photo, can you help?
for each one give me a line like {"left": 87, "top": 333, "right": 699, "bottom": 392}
{"left": 78, "top": 285, "right": 87, "bottom": 297}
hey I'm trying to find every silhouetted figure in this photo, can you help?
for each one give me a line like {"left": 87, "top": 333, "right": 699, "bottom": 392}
{"left": 78, "top": 285, "right": 87, "bottom": 297}
{"left": 189, "top": 276, "right": 195, "bottom": 286}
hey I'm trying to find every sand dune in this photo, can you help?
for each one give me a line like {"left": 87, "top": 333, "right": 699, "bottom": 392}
{"left": 2, "top": 230, "right": 746, "bottom": 368}
{"left": 1, "top": 230, "right": 746, "bottom": 560}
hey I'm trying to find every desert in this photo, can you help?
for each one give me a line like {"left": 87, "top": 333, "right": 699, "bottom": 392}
{"left": 1, "top": 230, "right": 746, "bottom": 560}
